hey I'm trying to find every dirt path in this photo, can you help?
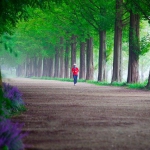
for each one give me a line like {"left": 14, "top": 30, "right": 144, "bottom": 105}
{"left": 6, "top": 78, "right": 150, "bottom": 150}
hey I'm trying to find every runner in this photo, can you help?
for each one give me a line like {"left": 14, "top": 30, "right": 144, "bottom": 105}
{"left": 72, "top": 63, "right": 79, "bottom": 86}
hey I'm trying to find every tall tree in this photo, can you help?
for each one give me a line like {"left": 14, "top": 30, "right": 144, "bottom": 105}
{"left": 98, "top": 31, "right": 106, "bottom": 81}
{"left": 146, "top": 71, "right": 150, "bottom": 88}
{"left": 59, "top": 37, "right": 64, "bottom": 78}
{"left": 70, "top": 35, "right": 77, "bottom": 77}
{"left": 54, "top": 46, "right": 59, "bottom": 77}
{"left": 64, "top": 41, "right": 70, "bottom": 78}
{"left": 86, "top": 37, "right": 94, "bottom": 80}
{"left": 79, "top": 42, "right": 86, "bottom": 79}
{"left": 125, "top": 0, "right": 150, "bottom": 83}
{"left": 73, "top": 0, "right": 115, "bottom": 81}
{"left": 127, "top": 11, "right": 140, "bottom": 83}
{"left": 111, "top": 0, "right": 123, "bottom": 83}
{"left": 0, "top": 69, "right": 2, "bottom": 89}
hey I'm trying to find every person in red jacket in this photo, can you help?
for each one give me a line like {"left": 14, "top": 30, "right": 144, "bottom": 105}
{"left": 72, "top": 63, "right": 79, "bottom": 85}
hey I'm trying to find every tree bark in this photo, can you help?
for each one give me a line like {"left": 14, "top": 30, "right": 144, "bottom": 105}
{"left": 25, "top": 57, "right": 29, "bottom": 77}
{"left": 79, "top": 42, "right": 86, "bottom": 79}
{"left": 54, "top": 46, "right": 59, "bottom": 77}
{"left": 146, "top": 70, "right": 150, "bottom": 88}
{"left": 86, "top": 37, "right": 94, "bottom": 80}
{"left": 98, "top": 31, "right": 106, "bottom": 81}
{"left": 127, "top": 11, "right": 140, "bottom": 83}
{"left": 16, "top": 65, "right": 22, "bottom": 77}
{"left": 24, "top": 61, "right": 27, "bottom": 77}
{"left": 33, "top": 57, "right": 37, "bottom": 77}
{"left": 59, "top": 37, "right": 64, "bottom": 78}
{"left": 112, "top": 0, "right": 123, "bottom": 83}
{"left": 42, "top": 58, "right": 47, "bottom": 76}
{"left": 31, "top": 58, "right": 34, "bottom": 77}
{"left": 29, "top": 58, "right": 33, "bottom": 77}
{"left": 64, "top": 41, "right": 70, "bottom": 78}
{"left": 49, "top": 58, "right": 54, "bottom": 77}
{"left": 70, "top": 35, "right": 77, "bottom": 78}
{"left": 37, "top": 57, "right": 42, "bottom": 77}
{"left": 0, "top": 69, "right": 2, "bottom": 89}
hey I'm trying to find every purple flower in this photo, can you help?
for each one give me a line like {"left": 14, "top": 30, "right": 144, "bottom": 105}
{"left": 0, "top": 118, "right": 26, "bottom": 150}
{"left": 2, "top": 83, "right": 24, "bottom": 106}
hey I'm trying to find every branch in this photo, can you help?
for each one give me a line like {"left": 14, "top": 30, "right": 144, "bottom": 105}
{"left": 89, "top": 0, "right": 100, "bottom": 10}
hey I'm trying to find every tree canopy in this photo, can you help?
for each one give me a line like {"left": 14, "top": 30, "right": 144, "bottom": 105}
{"left": 0, "top": 0, "right": 150, "bottom": 87}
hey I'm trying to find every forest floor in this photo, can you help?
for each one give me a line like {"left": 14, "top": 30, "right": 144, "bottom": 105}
{"left": 5, "top": 78, "right": 150, "bottom": 150}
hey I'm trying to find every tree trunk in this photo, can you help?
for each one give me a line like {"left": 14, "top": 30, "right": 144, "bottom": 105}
{"left": 54, "top": 47, "right": 59, "bottom": 77}
{"left": 25, "top": 57, "right": 29, "bottom": 77}
{"left": 37, "top": 57, "right": 42, "bottom": 77}
{"left": 37, "top": 58, "right": 40, "bottom": 77}
{"left": 41, "top": 58, "right": 44, "bottom": 77}
{"left": 111, "top": 0, "right": 123, "bottom": 83}
{"left": 59, "top": 37, "right": 64, "bottom": 78}
{"left": 16, "top": 66, "right": 18, "bottom": 77}
{"left": 29, "top": 58, "right": 33, "bottom": 77}
{"left": 49, "top": 58, "right": 54, "bottom": 77}
{"left": 43, "top": 58, "right": 51, "bottom": 77}
{"left": 86, "top": 37, "right": 94, "bottom": 80}
{"left": 64, "top": 41, "right": 70, "bottom": 78}
{"left": 127, "top": 11, "right": 140, "bottom": 83}
{"left": 42, "top": 58, "right": 47, "bottom": 76}
{"left": 70, "top": 35, "right": 77, "bottom": 78}
{"left": 79, "top": 42, "right": 86, "bottom": 79}
{"left": 146, "top": 70, "right": 150, "bottom": 88}
{"left": 0, "top": 69, "right": 2, "bottom": 89}
{"left": 30, "top": 58, "right": 34, "bottom": 77}
{"left": 98, "top": 31, "right": 106, "bottom": 81}
{"left": 23, "top": 63, "right": 26, "bottom": 76}
{"left": 33, "top": 57, "right": 37, "bottom": 77}
{"left": 16, "top": 65, "right": 22, "bottom": 77}
{"left": 140, "top": 60, "right": 144, "bottom": 82}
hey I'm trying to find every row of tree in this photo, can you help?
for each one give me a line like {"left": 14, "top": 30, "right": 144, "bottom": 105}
{"left": 0, "top": 0, "right": 150, "bottom": 87}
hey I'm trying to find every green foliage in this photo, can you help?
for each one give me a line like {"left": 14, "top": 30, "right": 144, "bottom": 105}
{"left": 0, "top": 83, "right": 26, "bottom": 118}
{"left": 0, "top": 0, "right": 150, "bottom": 84}
{"left": 0, "top": 89, "right": 11, "bottom": 118}
{"left": 2, "top": 145, "right": 9, "bottom": 150}
{"left": 86, "top": 80, "right": 109, "bottom": 86}
{"left": 140, "top": 34, "right": 150, "bottom": 55}
{"left": 0, "top": 0, "right": 63, "bottom": 35}
{"left": 87, "top": 81, "right": 126, "bottom": 87}
{"left": 8, "top": 0, "right": 117, "bottom": 69}
{"left": 0, "top": 43, "right": 20, "bottom": 67}
{"left": 111, "top": 82, "right": 127, "bottom": 86}
{"left": 127, "top": 82, "right": 147, "bottom": 89}
{"left": 87, "top": 80, "right": 149, "bottom": 90}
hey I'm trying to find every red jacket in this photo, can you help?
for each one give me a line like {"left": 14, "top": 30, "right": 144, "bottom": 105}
{"left": 72, "top": 67, "right": 79, "bottom": 75}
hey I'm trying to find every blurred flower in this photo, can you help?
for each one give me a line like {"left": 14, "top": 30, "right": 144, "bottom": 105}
{"left": 2, "top": 83, "right": 24, "bottom": 105}
{"left": 0, "top": 118, "right": 26, "bottom": 150}
{"left": 2, "top": 83, "right": 25, "bottom": 113}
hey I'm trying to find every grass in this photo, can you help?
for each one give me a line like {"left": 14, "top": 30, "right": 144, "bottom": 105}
{"left": 10, "top": 105, "right": 27, "bottom": 117}
{"left": 86, "top": 80, "right": 127, "bottom": 87}
{"left": 87, "top": 80, "right": 149, "bottom": 90}
{"left": 31, "top": 76, "right": 149, "bottom": 90}
{"left": 31, "top": 76, "right": 86, "bottom": 82}
{"left": 127, "top": 83, "right": 148, "bottom": 90}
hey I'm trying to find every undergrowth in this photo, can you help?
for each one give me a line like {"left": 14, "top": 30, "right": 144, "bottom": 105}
{"left": 0, "top": 82, "right": 26, "bottom": 150}
{"left": 31, "top": 76, "right": 86, "bottom": 82}
{"left": 31, "top": 76, "right": 149, "bottom": 90}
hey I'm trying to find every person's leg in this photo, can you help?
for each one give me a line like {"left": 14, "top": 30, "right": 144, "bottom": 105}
{"left": 74, "top": 75, "right": 78, "bottom": 84}
{"left": 73, "top": 75, "right": 76, "bottom": 85}
{"left": 75, "top": 75, "right": 78, "bottom": 84}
